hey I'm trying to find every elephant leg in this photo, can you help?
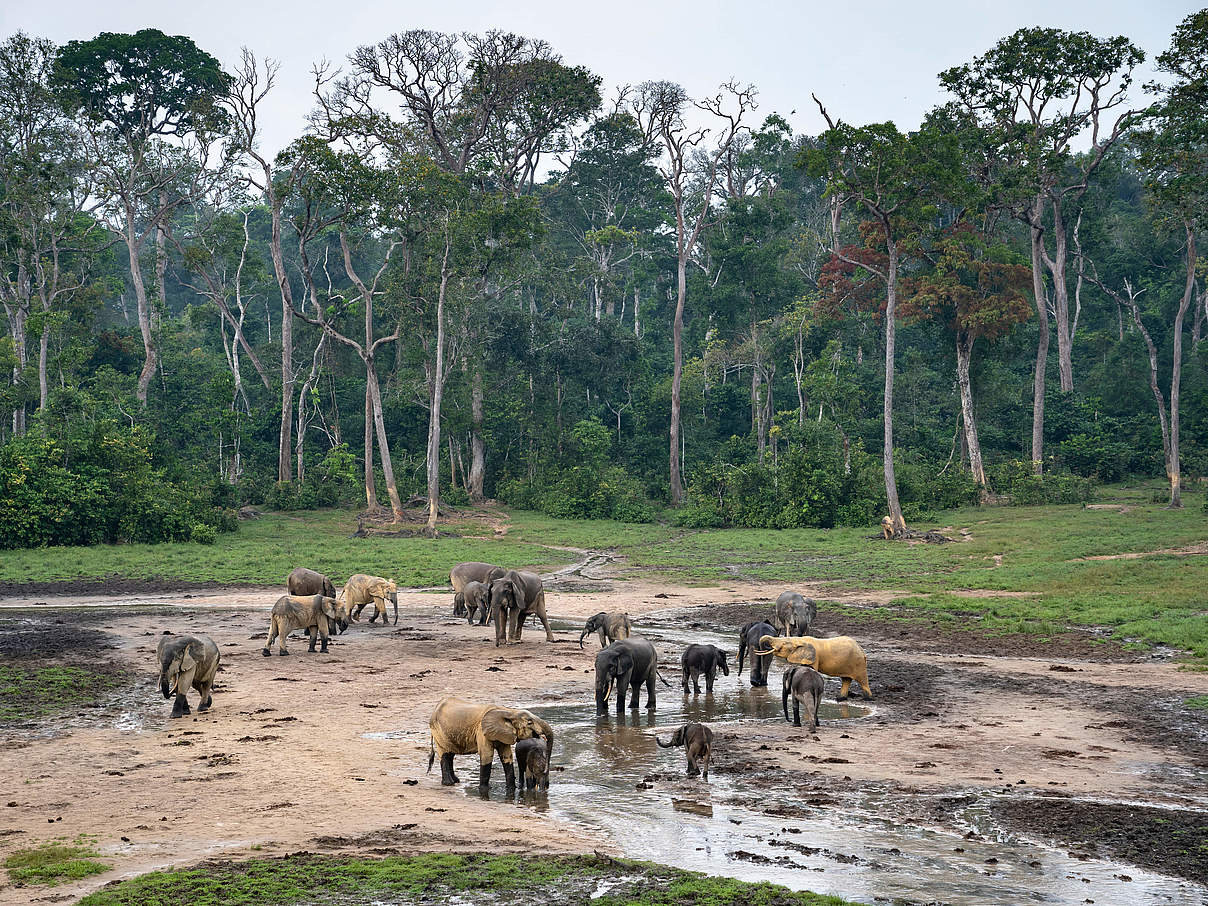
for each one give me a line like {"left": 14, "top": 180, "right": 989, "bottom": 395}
{"left": 682, "top": 670, "right": 689, "bottom": 695}
{"left": 792, "top": 696, "right": 801, "bottom": 727}
{"left": 318, "top": 624, "right": 330, "bottom": 653}
{"left": 701, "top": 753, "right": 710, "bottom": 781}
{"left": 494, "top": 607, "right": 507, "bottom": 647}
{"left": 440, "top": 752, "right": 459, "bottom": 786}
{"left": 687, "top": 753, "right": 699, "bottom": 776}
{"left": 171, "top": 693, "right": 190, "bottom": 718}
{"left": 838, "top": 677, "right": 852, "bottom": 701}
{"left": 598, "top": 629, "right": 607, "bottom": 648}
{"left": 536, "top": 602, "right": 554, "bottom": 642}
{"left": 513, "top": 609, "right": 525, "bottom": 642}
{"left": 857, "top": 671, "right": 873, "bottom": 700}
{"left": 705, "top": 669, "right": 715, "bottom": 694}
{"left": 498, "top": 746, "right": 516, "bottom": 789}
{"left": 646, "top": 673, "right": 656, "bottom": 709}
{"left": 478, "top": 759, "right": 492, "bottom": 786}
{"left": 306, "top": 626, "right": 318, "bottom": 653}
{"left": 197, "top": 683, "right": 213, "bottom": 712}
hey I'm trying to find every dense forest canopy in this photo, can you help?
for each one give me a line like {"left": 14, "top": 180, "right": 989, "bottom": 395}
{"left": 3, "top": 13, "right": 1208, "bottom": 547}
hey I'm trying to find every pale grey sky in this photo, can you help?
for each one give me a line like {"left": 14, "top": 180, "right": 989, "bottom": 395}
{"left": 2, "top": 0, "right": 1200, "bottom": 159}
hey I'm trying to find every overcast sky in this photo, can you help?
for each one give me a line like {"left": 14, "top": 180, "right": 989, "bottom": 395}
{"left": 3, "top": 0, "right": 1201, "bottom": 158}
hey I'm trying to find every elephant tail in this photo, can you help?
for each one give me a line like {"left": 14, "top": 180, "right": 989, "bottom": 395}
{"left": 427, "top": 736, "right": 435, "bottom": 774}
{"left": 656, "top": 669, "right": 672, "bottom": 688}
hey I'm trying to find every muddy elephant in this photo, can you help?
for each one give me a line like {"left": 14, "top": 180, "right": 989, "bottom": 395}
{"left": 657, "top": 722, "right": 714, "bottom": 780}
{"left": 755, "top": 634, "right": 873, "bottom": 700}
{"left": 515, "top": 737, "right": 550, "bottom": 792}
{"left": 262, "top": 594, "right": 350, "bottom": 656}
{"left": 427, "top": 696, "right": 554, "bottom": 788}
{"left": 451, "top": 562, "right": 505, "bottom": 616}
{"left": 681, "top": 643, "right": 729, "bottom": 695}
{"left": 457, "top": 580, "right": 492, "bottom": 626}
{"left": 595, "top": 636, "right": 668, "bottom": 715}
{"left": 737, "top": 620, "right": 777, "bottom": 687}
{"left": 341, "top": 574, "right": 399, "bottom": 626}
{"left": 578, "top": 611, "right": 631, "bottom": 649}
{"left": 782, "top": 664, "right": 825, "bottom": 730}
{"left": 157, "top": 633, "right": 220, "bottom": 718}
{"left": 774, "top": 591, "right": 817, "bottom": 637}
{"left": 287, "top": 566, "right": 337, "bottom": 599}
{"left": 488, "top": 569, "right": 555, "bottom": 646}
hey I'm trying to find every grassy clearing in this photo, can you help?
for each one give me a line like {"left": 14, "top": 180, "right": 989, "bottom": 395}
{"left": 1186, "top": 695, "right": 1208, "bottom": 711}
{"left": 0, "top": 664, "right": 125, "bottom": 722}
{"left": 76, "top": 853, "right": 853, "bottom": 905}
{"left": 4, "top": 838, "right": 109, "bottom": 886}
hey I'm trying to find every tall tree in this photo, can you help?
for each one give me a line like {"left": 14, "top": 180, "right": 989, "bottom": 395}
{"left": 53, "top": 29, "right": 231, "bottom": 405}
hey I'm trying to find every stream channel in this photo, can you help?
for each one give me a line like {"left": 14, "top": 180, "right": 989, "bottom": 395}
{"left": 453, "top": 617, "right": 1203, "bottom": 906}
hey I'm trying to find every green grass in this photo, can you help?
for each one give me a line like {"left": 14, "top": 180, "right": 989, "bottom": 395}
{"left": 5, "top": 839, "right": 109, "bottom": 886}
{"left": 1185, "top": 695, "right": 1208, "bottom": 711}
{"left": 76, "top": 854, "right": 854, "bottom": 905}
{"left": 0, "top": 664, "right": 125, "bottom": 722}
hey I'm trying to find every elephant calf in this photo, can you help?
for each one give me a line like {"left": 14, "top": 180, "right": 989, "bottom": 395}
{"left": 782, "top": 665, "right": 825, "bottom": 730}
{"left": 774, "top": 591, "right": 817, "bottom": 637}
{"left": 262, "top": 594, "right": 350, "bottom": 656}
{"left": 451, "top": 562, "right": 505, "bottom": 616}
{"left": 681, "top": 643, "right": 729, "bottom": 694}
{"left": 427, "top": 696, "right": 554, "bottom": 788}
{"left": 341, "top": 574, "right": 399, "bottom": 626}
{"left": 458, "top": 580, "right": 491, "bottom": 626}
{"left": 657, "top": 722, "right": 714, "bottom": 780}
{"left": 578, "top": 611, "right": 631, "bottom": 648}
{"left": 157, "top": 633, "right": 220, "bottom": 719}
{"left": 515, "top": 737, "right": 550, "bottom": 792}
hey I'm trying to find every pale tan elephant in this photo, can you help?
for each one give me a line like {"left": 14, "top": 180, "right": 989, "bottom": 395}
{"left": 341, "top": 574, "right": 399, "bottom": 625}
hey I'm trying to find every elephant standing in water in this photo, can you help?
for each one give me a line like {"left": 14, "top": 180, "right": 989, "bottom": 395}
{"left": 680, "top": 643, "right": 729, "bottom": 694}
{"left": 578, "top": 612, "right": 631, "bottom": 648}
{"left": 427, "top": 697, "right": 554, "bottom": 788}
{"left": 157, "top": 633, "right": 220, "bottom": 718}
{"left": 594, "top": 636, "right": 668, "bottom": 715}
{"left": 737, "top": 620, "right": 777, "bottom": 687}
{"left": 755, "top": 634, "right": 873, "bottom": 700}
{"left": 657, "top": 722, "right": 714, "bottom": 780}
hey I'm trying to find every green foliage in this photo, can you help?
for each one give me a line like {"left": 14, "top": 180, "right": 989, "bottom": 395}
{"left": 0, "top": 664, "right": 125, "bottom": 722}
{"left": 1184, "top": 694, "right": 1208, "bottom": 711}
{"left": 5, "top": 839, "right": 108, "bottom": 886}
{"left": 989, "top": 460, "right": 1095, "bottom": 505}
{"left": 0, "top": 424, "right": 236, "bottom": 548}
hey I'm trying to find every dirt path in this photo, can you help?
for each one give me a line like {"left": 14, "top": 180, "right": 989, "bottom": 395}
{"left": 1, "top": 581, "right": 1206, "bottom": 904}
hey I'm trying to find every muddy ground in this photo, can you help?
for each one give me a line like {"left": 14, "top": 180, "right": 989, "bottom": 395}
{"left": 0, "top": 576, "right": 1206, "bottom": 904}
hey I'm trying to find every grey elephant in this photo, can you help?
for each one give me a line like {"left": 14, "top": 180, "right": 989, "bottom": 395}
{"left": 578, "top": 611, "right": 631, "bottom": 649}
{"left": 287, "top": 566, "right": 337, "bottom": 599}
{"left": 488, "top": 569, "right": 555, "bottom": 646}
{"left": 262, "top": 594, "right": 350, "bottom": 655}
{"left": 680, "top": 643, "right": 729, "bottom": 694}
{"left": 427, "top": 697, "right": 554, "bottom": 788}
{"left": 157, "top": 633, "right": 220, "bottom": 718}
{"left": 737, "top": 619, "right": 778, "bottom": 687}
{"left": 515, "top": 737, "right": 550, "bottom": 792}
{"left": 457, "top": 580, "right": 492, "bottom": 626}
{"left": 782, "top": 664, "right": 825, "bottom": 730}
{"left": 594, "top": 636, "right": 668, "bottom": 715}
{"left": 450, "top": 562, "right": 505, "bottom": 616}
{"left": 774, "top": 591, "right": 817, "bottom": 637}
{"left": 657, "top": 722, "right": 714, "bottom": 780}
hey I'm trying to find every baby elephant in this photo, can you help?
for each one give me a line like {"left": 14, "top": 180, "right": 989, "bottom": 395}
{"left": 578, "top": 611, "right": 631, "bottom": 649}
{"left": 459, "top": 580, "right": 491, "bottom": 626}
{"left": 157, "top": 633, "right": 220, "bottom": 718}
{"left": 657, "top": 722, "right": 714, "bottom": 780}
{"left": 782, "top": 665, "right": 825, "bottom": 730}
{"left": 262, "top": 594, "right": 350, "bottom": 656}
{"left": 515, "top": 737, "right": 550, "bottom": 792}
{"left": 341, "top": 574, "right": 399, "bottom": 626}
{"left": 681, "top": 643, "right": 729, "bottom": 694}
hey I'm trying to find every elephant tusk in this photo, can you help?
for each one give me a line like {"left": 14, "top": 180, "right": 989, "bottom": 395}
{"left": 752, "top": 648, "right": 774, "bottom": 656}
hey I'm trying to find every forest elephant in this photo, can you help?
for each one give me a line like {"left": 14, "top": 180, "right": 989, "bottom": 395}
{"left": 680, "top": 643, "right": 729, "bottom": 694}
{"left": 427, "top": 697, "right": 554, "bottom": 788}
{"left": 262, "top": 594, "right": 350, "bottom": 656}
{"left": 515, "top": 737, "right": 550, "bottom": 792}
{"left": 656, "top": 722, "right": 714, "bottom": 780}
{"left": 157, "top": 633, "right": 220, "bottom": 718}
{"left": 594, "top": 636, "right": 668, "bottom": 715}
{"left": 782, "top": 664, "right": 825, "bottom": 730}
{"left": 287, "top": 567, "right": 337, "bottom": 600}
{"left": 578, "top": 611, "right": 632, "bottom": 649}
{"left": 341, "top": 573, "right": 399, "bottom": 625}
{"left": 488, "top": 569, "right": 555, "bottom": 646}
{"left": 457, "top": 580, "right": 491, "bottom": 626}
{"left": 451, "top": 562, "right": 505, "bottom": 617}
{"left": 737, "top": 620, "right": 778, "bottom": 687}
{"left": 774, "top": 591, "right": 817, "bottom": 637}
{"left": 755, "top": 634, "right": 873, "bottom": 700}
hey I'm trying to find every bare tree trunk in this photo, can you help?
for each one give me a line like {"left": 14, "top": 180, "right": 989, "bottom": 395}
{"left": 5, "top": 300, "right": 27, "bottom": 435}
{"left": 1028, "top": 202, "right": 1050, "bottom": 473}
{"left": 154, "top": 222, "right": 168, "bottom": 333}
{"left": 468, "top": 368, "right": 486, "bottom": 501}
{"left": 296, "top": 333, "right": 327, "bottom": 482}
{"left": 669, "top": 255, "right": 687, "bottom": 505}
{"left": 366, "top": 363, "right": 403, "bottom": 519}
{"left": 37, "top": 310, "right": 49, "bottom": 415}
{"left": 883, "top": 239, "right": 905, "bottom": 535}
{"left": 1169, "top": 225, "right": 1196, "bottom": 508}
{"left": 271, "top": 209, "right": 295, "bottom": 482}
{"left": 633, "top": 285, "right": 641, "bottom": 339}
{"left": 955, "top": 331, "right": 989, "bottom": 498}
{"left": 364, "top": 384, "right": 378, "bottom": 510}
{"left": 1044, "top": 197, "right": 1075, "bottom": 394}
{"left": 1124, "top": 288, "right": 1172, "bottom": 479}
{"left": 126, "top": 215, "right": 157, "bottom": 405}
{"left": 425, "top": 241, "right": 451, "bottom": 536}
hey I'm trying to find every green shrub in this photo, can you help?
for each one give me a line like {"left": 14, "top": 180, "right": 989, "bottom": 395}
{"left": 189, "top": 523, "right": 217, "bottom": 545}
{"left": 989, "top": 460, "right": 1095, "bottom": 505}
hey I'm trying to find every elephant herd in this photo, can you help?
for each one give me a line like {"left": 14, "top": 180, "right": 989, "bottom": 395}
{"left": 153, "top": 561, "right": 875, "bottom": 798}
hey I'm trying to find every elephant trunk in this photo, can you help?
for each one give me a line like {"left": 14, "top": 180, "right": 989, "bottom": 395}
{"left": 160, "top": 674, "right": 172, "bottom": 699}
{"left": 578, "top": 627, "right": 590, "bottom": 649}
{"left": 655, "top": 736, "right": 675, "bottom": 748}
{"left": 391, "top": 592, "right": 399, "bottom": 626}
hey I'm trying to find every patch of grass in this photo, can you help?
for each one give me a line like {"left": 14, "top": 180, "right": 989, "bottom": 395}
{"left": 5, "top": 839, "right": 109, "bottom": 886}
{"left": 0, "top": 664, "right": 124, "bottom": 722}
{"left": 77, "top": 854, "right": 853, "bottom": 905}
{"left": 1185, "top": 695, "right": 1208, "bottom": 711}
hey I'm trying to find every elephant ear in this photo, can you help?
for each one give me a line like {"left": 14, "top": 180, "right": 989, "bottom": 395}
{"left": 481, "top": 708, "right": 519, "bottom": 746}
{"left": 320, "top": 597, "right": 337, "bottom": 620}
{"left": 787, "top": 642, "right": 817, "bottom": 666}
{"left": 511, "top": 576, "right": 527, "bottom": 607}
{"left": 615, "top": 653, "right": 634, "bottom": 677}
{"left": 178, "top": 645, "right": 197, "bottom": 676}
